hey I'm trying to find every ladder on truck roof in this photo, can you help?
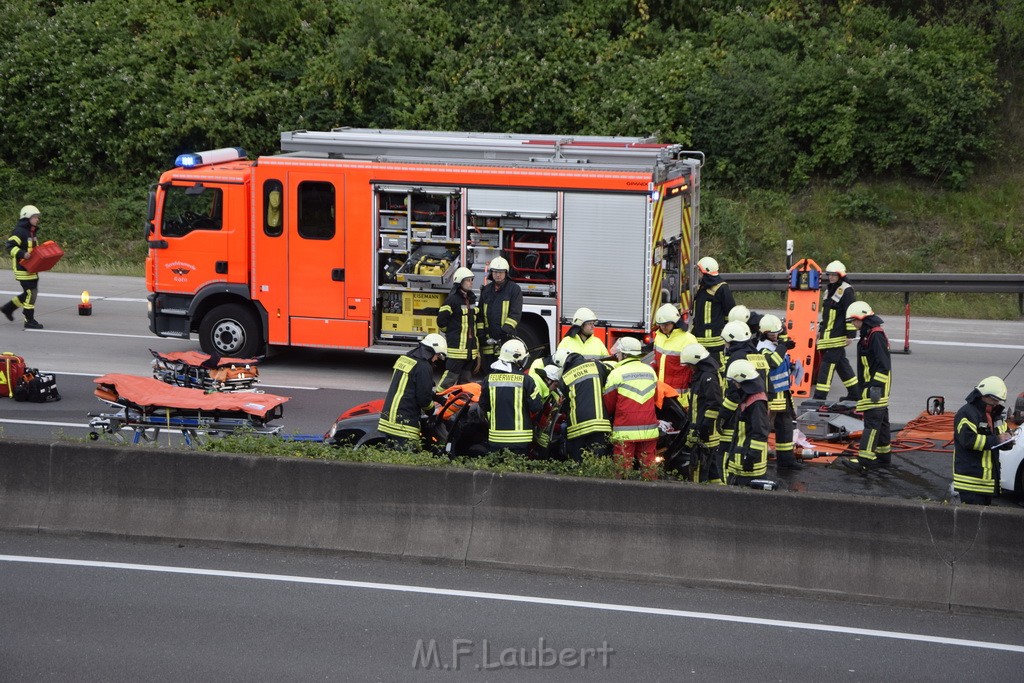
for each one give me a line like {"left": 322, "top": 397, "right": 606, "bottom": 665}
{"left": 279, "top": 127, "right": 699, "bottom": 174}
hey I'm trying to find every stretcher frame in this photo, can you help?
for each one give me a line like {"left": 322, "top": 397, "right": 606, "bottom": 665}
{"left": 150, "top": 349, "right": 261, "bottom": 393}
{"left": 88, "top": 374, "right": 286, "bottom": 448}
{"left": 88, "top": 404, "right": 284, "bottom": 448}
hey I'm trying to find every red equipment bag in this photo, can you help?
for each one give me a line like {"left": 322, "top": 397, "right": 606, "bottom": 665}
{"left": 20, "top": 240, "right": 65, "bottom": 273}
{"left": 1, "top": 352, "right": 27, "bottom": 398}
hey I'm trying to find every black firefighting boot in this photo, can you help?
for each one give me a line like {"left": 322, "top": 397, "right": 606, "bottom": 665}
{"left": 840, "top": 455, "right": 880, "bottom": 473}
{"left": 1, "top": 300, "right": 15, "bottom": 321}
{"left": 776, "top": 456, "right": 804, "bottom": 471}
{"left": 23, "top": 309, "right": 43, "bottom": 330}
{"left": 812, "top": 390, "right": 828, "bottom": 400}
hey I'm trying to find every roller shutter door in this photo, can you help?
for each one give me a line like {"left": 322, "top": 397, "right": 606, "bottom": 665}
{"left": 562, "top": 193, "right": 648, "bottom": 327}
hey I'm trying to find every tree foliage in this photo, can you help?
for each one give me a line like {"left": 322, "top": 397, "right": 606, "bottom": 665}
{"left": 0, "top": 0, "right": 1009, "bottom": 189}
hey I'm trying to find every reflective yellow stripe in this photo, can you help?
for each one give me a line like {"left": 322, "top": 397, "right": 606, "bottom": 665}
{"left": 614, "top": 425, "right": 660, "bottom": 441}
{"left": 490, "top": 430, "right": 533, "bottom": 443}
{"left": 566, "top": 418, "right": 611, "bottom": 438}
{"left": 953, "top": 474, "right": 996, "bottom": 493}
{"left": 378, "top": 418, "right": 420, "bottom": 439}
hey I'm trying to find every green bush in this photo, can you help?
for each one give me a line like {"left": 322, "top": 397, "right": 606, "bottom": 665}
{"left": 0, "top": 0, "right": 1018, "bottom": 289}
{"left": 0, "top": 1, "right": 1005, "bottom": 189}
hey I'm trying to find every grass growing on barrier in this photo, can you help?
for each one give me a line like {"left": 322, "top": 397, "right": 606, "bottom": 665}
{"left": 198, "top": 431, "right": 657, "bottom": 481}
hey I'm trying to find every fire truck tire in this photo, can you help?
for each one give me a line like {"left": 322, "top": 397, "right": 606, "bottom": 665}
{"left": 517, "top": 321, "right": 548, "bottom": 363}
{"left": 200, "top": 303, "right": 262, "bottom": 357}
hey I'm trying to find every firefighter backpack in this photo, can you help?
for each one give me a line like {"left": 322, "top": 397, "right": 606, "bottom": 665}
{"left": 13, "top": 368, "right": 61, "bottom": 403}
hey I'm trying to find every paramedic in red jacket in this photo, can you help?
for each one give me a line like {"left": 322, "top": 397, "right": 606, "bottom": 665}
{"left": 604, "top": 337, "right": 660, "bottom": 480}
{"left": 651, "top": 303, "right": 697, "bottom": 396}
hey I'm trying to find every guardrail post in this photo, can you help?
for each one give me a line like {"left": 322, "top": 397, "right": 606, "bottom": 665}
{"left": 901, "top": 293, "right": 911, "bottom": 354}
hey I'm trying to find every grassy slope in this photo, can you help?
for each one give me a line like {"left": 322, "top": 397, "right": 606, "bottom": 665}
{"left": 703, "top": 167, "right": 1024, "bottom": 319}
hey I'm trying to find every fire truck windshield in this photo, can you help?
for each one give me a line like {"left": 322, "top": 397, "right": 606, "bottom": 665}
{"left": 161, "top": 185, "right": 223, "bottom": 237}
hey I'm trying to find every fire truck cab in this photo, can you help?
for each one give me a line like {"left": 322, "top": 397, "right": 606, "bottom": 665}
{"left": 146, "top": 128, "right": 702, "bottom": 359}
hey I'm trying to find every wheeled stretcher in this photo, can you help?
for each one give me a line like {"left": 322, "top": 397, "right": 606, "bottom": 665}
{"left": 88, "top": 373, "right": 288, "bottom": 447}
{"left": 150, "top": 349, "right": 261, "bottom": 392}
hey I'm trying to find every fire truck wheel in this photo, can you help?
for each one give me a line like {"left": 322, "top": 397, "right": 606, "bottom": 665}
{"left": 200, "top": 303, "right": 261, "bottom": 357}
{"left": 517, "top": 322, "right": 548, "bottom": 363}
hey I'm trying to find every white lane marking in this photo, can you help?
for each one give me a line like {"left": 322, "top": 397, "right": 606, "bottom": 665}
{"left": 23, "top": 329, "right": 158, "bottom": 340}
{"left": 891, "top": 339, "right": 1024, "bottom": 350}
{"left": 0, "top": 290, "right": 147, "bottom": 303}
{"left": 1, "top": 555, "right": 1021, "bottom": 654}
{"left": 50, "top": 371, "right": 318, "bottom": 391}
{"left": 0, "top": 419, "right": 88, "bottom": 428}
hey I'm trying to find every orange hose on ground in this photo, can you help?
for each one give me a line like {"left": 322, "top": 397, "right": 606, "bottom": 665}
{"left": 794, "top": 410, "right": 955, "bottom": 462}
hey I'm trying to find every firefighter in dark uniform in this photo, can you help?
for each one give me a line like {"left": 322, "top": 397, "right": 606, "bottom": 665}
{"left": 952, "top": 376, "right": 1014, "bottom": 505}
{"left": 814, "top": 260, "right": 857, "bottom": 401}
{"left": 680, "top": 343, "right": 724, "bottom": 483}
{"left": 477, "top": 256, "right": 523, "bottom": 369}
{"left": 756, "top": 314, "right": 802, "bottom": 470}
{"left": 721, "top": 359, "right": 770, "bottom": 485}
{"left": 526, "top": 347, "right": 570, "bottom": 401}
{"left": 840, "top": 301, "right": 892, "bottom": 472}
{"left": 558, "top": 350, "right": 612, "bottom": 461}
{"left": 690, "top": 256, "right": 736, "bottom": 365}
{"left": 436, "top": 267, "right": 479, "bottom": 389}
{"left": 720, "top": 320, "right": 769, "bottom": 471}
{"left": 478, "top": 339, "right": 544, "bottom": 455}
{"left": 727, "top": 304, "right": 763, "bottom": 338}
{"left": 2, "top": 205, "right": 45, "bottom": 329}
{"left": 378, "top": 334, "right": 448, "bottom": 450}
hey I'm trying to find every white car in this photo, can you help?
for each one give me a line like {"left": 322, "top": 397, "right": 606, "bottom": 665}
{"left": 1000, "top": 427, "right": 1024, "bottom": 498}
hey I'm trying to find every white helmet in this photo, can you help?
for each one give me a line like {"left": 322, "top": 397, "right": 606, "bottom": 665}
{"left": 726, "top": 359, "right": 759, "bottom": 383}
{"left": 498, "top": 338, "right": 528, "bottom": 365}
{"left": 452, "top": 267, "right": 474, "bottom": 284}
{"left": 759, "top": 314, "right": 783, "bottom": 334}
{"left": 976, "top": 376, "right": 1007, "bottom": 402}
{"left": 655, "top": 303, "right": 680, "bottom": 325}
{"left": 697, "top": 256, "right": 719, "bottom": 276}
{"left": 572, "top": 307, "right": 598, "bottom": 326}
{"left": 616, "top": 337, "right": 643, "bottom": 357}
{"left": 727, "top": 305, "right": 750, "bottom": 323}
{"left": 420, "top": 333, "right": 448, "bottom": 358}
{"left": 845, "top": 301, "right": 874, "bottom": 321}
{"left": 552, "top": 348, "right": 571, "bottom": 368}
{"left": 679, "top": 343, "right": 709, "bottom": 365}
{"left": 20, "top": 205, "right": 40, "bottom": 219}
{"left": 489, "top": 256, "right": 510, "bottom": 272}
{"left": 825, "top": 260, "right": 847, "bottom": 276}
{"left": 721, "top": 320, "right": 752, "bottom": 344}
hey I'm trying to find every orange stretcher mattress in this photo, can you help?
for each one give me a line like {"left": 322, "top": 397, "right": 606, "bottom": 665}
{"left": 94, "top": 373, "right": 287, "bottom": 417}
{"left": 152, "top": 350, "right": 259, "bottom": 368}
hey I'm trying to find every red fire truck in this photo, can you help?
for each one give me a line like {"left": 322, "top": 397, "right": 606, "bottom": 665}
{"left": 146, "top": 128, "right": 702, "bottom": 358}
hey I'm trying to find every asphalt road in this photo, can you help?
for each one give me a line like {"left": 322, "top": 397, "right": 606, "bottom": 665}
{"left": 2, "top": 532, "right": 1022, "bottom": 682}
{"left": 2, "top": 273, "right": 1024, "bottom": 505}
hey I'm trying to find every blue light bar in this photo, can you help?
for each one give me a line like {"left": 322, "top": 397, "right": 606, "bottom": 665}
{"left": 174, "top": 147, "right": 247, "bottom": 168}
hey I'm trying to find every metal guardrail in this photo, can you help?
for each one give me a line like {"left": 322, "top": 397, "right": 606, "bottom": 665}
{"left": 729, "top": 273, "right": 1024, "bottom": 314}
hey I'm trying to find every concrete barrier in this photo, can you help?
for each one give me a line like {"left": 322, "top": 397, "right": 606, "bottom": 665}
{"left": 1, "top": 439, "right": 1021, "bottom": 614}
